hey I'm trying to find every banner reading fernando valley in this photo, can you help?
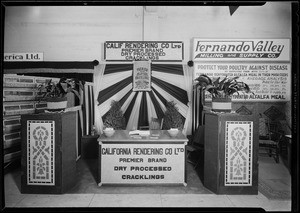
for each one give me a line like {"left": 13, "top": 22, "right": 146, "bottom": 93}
{"left": 193, "top": 38, "right": 291, "bottom": 102}
{"left": 193, "top": 39, "right": 290, "bottom": 61}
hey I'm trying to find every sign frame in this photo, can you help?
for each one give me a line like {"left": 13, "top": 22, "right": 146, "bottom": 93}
{"left": 193, "top": 38, "right": 291, "bottom": 62}
{"left": 98, "top": 141, "right": 187, "bottom": 186}
{"left": 104, "top": 41, "right": 184, "bottom": 62}
{"left": 133, "top": 61, "right": 151, "bottom": 92}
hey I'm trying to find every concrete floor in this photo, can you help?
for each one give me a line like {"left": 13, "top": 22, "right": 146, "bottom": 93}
{"left": 4, "top": 155, "right": 292, "bottom": 211}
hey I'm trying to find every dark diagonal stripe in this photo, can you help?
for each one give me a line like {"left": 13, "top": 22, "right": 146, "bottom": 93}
{"left": 152, "top": 76, "right": 188, "bottom": 105}
{"left": 97, "top": 76, "right": 132, "bottom": 105}
{"left": 119, "top": 90, "right": 133, "bottom": 107}
{"left": 151, "top": 64, "right": 184, "bottom": 75}
{"left": 138, "top": 92, "right": 148, "bottom": 128}
{"left": 124, "top": 92, "right": 139, "bottom": 124}
{"left": 91, "top": 86, "right": 95, "bottom": 125}
{"left": 151, "top": 86, "right": 168, "bottom": 107}
{"left": 104, "top": 64, "right": 133, "bottom": 75}
{"left": 149, "top": 91, "right": 165, "bottom": 120}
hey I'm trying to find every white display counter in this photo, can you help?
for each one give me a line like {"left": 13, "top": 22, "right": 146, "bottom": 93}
{"left": 98, "top": 130, "right": 188, "bottom": 186}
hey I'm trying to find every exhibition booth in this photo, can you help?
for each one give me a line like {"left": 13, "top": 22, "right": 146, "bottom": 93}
{"left": 4, "top": 38, "right": 291, "bottom": 195}
{"left": 2, "top": 4, "right": 295, "bottom": 209}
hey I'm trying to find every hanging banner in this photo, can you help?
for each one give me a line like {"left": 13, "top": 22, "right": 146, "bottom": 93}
{"left": 194, "top": 62, "right": 291, "bottom": 102}
{"left": 4, "top": 53, "right": 44, "bottom": 61}
{"left": 133, "top": 61, "right": 151, "bottom": 91}
{"left": 193, "top": 39, "right": 290, "bottom": 61}
{"left": 104, "top": 41, "right": 183, "bottom": 61}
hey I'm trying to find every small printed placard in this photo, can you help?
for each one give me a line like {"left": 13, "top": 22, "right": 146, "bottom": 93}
{"left": 133, "top": 61, "right": 151, "bottom": 91}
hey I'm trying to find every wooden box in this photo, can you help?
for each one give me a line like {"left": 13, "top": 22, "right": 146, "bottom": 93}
{"left": 21, "top": 111, "right": 77, "bottom": 194}
{"left": 3, "top": 115, "right": 21, "bottom": 134}
{"left": 81, "top": 135, "right": 98, "bottom": 159}
{"left": 3, "top": 116, "right": 22, "bottom": 149}
{"left": 203, "top": 112, "right": 259, "bottom": 194}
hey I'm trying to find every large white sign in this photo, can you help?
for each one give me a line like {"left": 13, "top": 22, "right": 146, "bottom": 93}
{"left": 194, "top": 63, "right": 291, "bottom": 102}
{"left": 193, "top": 39, "right": 290, "bottom": 61}
{"left": 99, "top": 143, "right": 186, "bottom": 185}
{"left": 104, "top": 41, "right": 183, "bottom": 61}
{"left": 4, "top": 53, "right": 44, "bottom": 61}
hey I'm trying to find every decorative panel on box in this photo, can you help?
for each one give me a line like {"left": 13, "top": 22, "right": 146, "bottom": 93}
{"left": 27, "top": 120, "right": 55, "bottom": 186}
{"left": 225, "top": 121, "right": 253, "bottom": 186}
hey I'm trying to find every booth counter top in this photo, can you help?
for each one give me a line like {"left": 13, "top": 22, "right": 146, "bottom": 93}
{"left": 98, "top": 130, "right": 188, "bottom": 143}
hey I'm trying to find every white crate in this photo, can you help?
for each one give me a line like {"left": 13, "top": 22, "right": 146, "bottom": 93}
{"left": 3, "top": 115, "right": 21, "bottom": 134}
{"left": 3, "top": 75, "right": 36, "bottom": 88}
{"left": 3, "top": 101, "right": 36, "bottom": 116}
{"left": 35, "top": 101, "right": 47, "bottom": 109}
{"left": 3, "top": 74, "right": 59, "bottom": 88}
{"left": 3, "top": 88, "right": 37, "bottom": 101}
{"left": 3, "top": 137, "right": 21, "bottom": 149}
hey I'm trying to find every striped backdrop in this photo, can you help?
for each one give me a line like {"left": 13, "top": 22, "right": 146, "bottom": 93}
{"left": 82, "top": 82, "right": 95, "bottom": 135}
{"left": 94, "top": 63, "right": 193, "bottom": 135}
{"left": 192, "top": 86, "right": 205, "bottom": 133}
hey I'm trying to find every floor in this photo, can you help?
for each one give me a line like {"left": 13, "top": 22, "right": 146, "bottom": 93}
{"left": 4, "top": 155, "right": 292, "bottom": 211}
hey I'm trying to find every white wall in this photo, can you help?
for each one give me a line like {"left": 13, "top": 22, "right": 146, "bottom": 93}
{"left": 4, "top": 2, "right": 291, "bottom": 62}
{"left": 4, "top": 6, "right": 143, "bottom": 61}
